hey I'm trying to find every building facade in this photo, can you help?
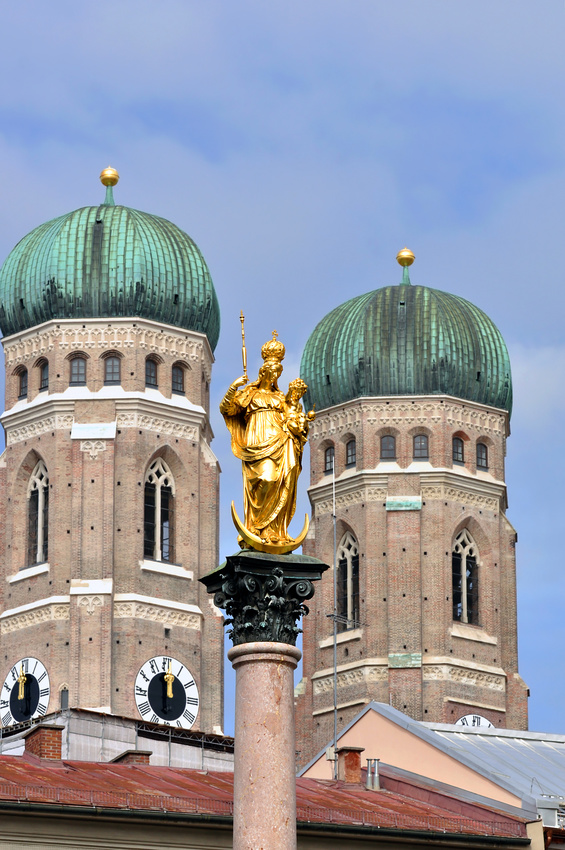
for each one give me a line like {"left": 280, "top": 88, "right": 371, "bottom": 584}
{"left": 0, "top": 171, "right": 224, "bottom": 735}
{"left": 296, "top": 252, "right": 529, "bottom": 765}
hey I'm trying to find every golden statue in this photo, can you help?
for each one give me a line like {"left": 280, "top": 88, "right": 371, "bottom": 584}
{"left": 164, "top": 663, "right": 175, "bottom": 699}
{"left": 17, "top": 664, "right": 27, "bottom": 701}
{"left": 220, "top": 328, "right": 315, "bottom": 554}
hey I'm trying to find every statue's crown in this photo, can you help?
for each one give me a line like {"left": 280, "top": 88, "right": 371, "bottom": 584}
{"left": 261, "top": 330, "right": 285, "bottom": 363}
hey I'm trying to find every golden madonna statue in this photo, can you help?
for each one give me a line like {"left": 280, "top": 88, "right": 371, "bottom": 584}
{"left": 220, "top": 330, "right": 314, "bottom": 554}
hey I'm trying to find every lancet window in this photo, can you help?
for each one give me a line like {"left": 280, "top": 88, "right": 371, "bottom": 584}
{"left": 452, "top": 529, "right": 479, "bottom": 625}
{"left": 144, "top": 459, "right": 175, "bottom": 563}
{"left": 27, "top": 461, "right": 49, "bottom": 566}
{"left": 477, "top": 443, "right": 488, "bottom": 469}
{"left": 39, "top": 360, "right": 49, "bottom": 391}
{"left": 172, "top": 364, "right": 185, "bottom": 394}
{"left": 18, "top": 369, "right": 28, "bottom": 399}
{"left": 337, "top": 531, "right": 360, "bottom": 633}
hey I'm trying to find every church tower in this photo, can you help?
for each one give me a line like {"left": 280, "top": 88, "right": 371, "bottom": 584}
{"left": 0, "top": 170, "right": 224, "bottom": 734}
{"left": 295, "top": 249, "right": 529, "bottom": 765}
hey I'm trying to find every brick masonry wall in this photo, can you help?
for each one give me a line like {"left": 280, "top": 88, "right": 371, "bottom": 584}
{"left": 0, "top": 319, "right": 224, "bottom": 735}
{"left": 296, "top": 394, "right": 529, "bottom": 766}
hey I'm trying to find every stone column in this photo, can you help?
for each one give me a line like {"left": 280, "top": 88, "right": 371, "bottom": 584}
{"left": 201, "top": 549, "right": 328, "bottom": 850}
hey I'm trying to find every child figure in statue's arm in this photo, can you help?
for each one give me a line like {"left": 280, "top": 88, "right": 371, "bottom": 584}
{"left": 285, "top": 378, "right": 315, "bottom": 452}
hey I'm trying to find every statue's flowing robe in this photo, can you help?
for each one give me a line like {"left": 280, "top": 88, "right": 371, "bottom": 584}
{"left": 221, "top": 385, "right": 301, "bottom": 542}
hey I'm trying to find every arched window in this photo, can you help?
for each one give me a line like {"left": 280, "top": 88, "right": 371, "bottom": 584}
{"left": 452, "top": 529, "right": 479, "bottom": 625}
{"left": 337, "top": 532, "right": 360, "bottom": 632}
{"left": 172, "top": 364, "right": 185, "bottom": 394}
{"left": 477, "top": 443, "right": 488, "bottom": 469}
{"left": 18, "top": 369, "right": 28, "bottom": 399}
{"left": 413, "top": 434, "right": 429, "bottom": 459}
{"left": 380, "top": 435, "right": 396, "bottom": 460}
{"left": 104, "top": 356, "right": 121, "bottom": 385}
{"left": 27, "top": 461, "right": 49, "bottom": 566}
{"left": 145, "top": 358, "right": 158, "bottom": 388}
{"left": 39, "top": 360, "right": 49, "bottom": 391}
{"left": 324, "top": 446, "right": 334, "bottom": 473}
{"left": 453, "top": 437, "right": 464, "bottom": 463}
{"left": 346, "top": 439, "right": 356, "bottom": 467}
{"left": 144, "top": 458, "right": 175, "bottom": 562}
{"left": 70, "top": 356, "right": 86, "bottom": 385}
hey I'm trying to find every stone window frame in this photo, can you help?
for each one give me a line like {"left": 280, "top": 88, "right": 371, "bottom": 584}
{"left": 336, "top": 531, "right": 360, "bottom": 633}
{"left": 324, "top": 444, "right": 335, "bottom": 474}
{"left": 145, "top": 356, "right": 160, "bottom": 389}
{"left": 413, "top": 433, "right": 429, "bottom": 460}
{"left": 101, "top": 350, "right": 122, "bottom": 386}
{"left": 144, "top": 457, "right": 176, "bottom": 564}
{"left": 34, "top": 357, "right": 49, "bottom": 392}
{"left": 476, "top": 441, "right": 489, "bottom": 470}
{"left": 26, "top": 459, "right": 49, "bottom": 568}
{"left": 345, "top": 437, "right": 356, "bottom": 468}
{"left": 67, "top": 352, "right": 88, "bottom": 386}
{"left": 172, "top": 360, "right": 189, "bottom": 395}
{"left": 452, "top": 436, "right": 465, "bottom": 464}
{"left": 452, "top": 528, "right": 480, "bottom": 626}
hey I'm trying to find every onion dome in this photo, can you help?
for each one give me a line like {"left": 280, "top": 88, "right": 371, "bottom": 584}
{"left": 0, "top": 168, "right": 220, "bottom": 349}
{"left": 301, "top": 249, "right": 512, "bottom": 414}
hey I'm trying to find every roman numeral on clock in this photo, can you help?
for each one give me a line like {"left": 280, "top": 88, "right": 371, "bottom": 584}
{"left": 39, "top": 688, "right": 50, "bottom": 698}
{"left": 36, "top": 703, "right": 47, "bottom": 717}
{"left": 183, "top": 709, "right": 195, "bottom": 724}
{"left": 183, "top": 679, "right": 195, "bottom": 690}
{"left": 138, "top": 701, "right": 151, "bottom": 716}
{"left": 186, "top": 697, "right": 198, "bottom": 705}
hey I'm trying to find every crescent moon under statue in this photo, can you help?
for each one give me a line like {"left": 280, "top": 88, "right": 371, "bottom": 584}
{"left": 231, "top": 502, "right": 309, "bottom": 555}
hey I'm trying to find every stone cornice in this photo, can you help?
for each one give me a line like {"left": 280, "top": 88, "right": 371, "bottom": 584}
{"left": 309, "top": 467, "right": 507, "bottom": 514}
{"left": 1, "top": 391, "right": 210, "bottom": 446}
{"left": 1, "top": 317, "right": 214, "bottom": 379}
{"left": 310, "top": 394, "right": 509, "bottom": 440}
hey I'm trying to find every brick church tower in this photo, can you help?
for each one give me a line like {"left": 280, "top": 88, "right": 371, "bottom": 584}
{"left": 0, "top": 170, "right": 224, "bottom": 734}
{"left": 295, "top": 249, "right": 529, "bottom": 765}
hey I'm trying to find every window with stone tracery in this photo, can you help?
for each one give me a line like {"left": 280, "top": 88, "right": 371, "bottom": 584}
{"left": 27, "top": 460, "right": 49, "bottom": 566}
{"left": 337, "top": 531, "right": 360, "bottom": 632}
{"left": 144, "top": 458, "right": 175, "bottom": 563}
{"left": 452, "top": 529, "right": 479, "bottom": 625}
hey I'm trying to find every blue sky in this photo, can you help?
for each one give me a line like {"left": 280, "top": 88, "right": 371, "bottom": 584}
{"left": 0, "top": 1, "right": 563, "bottom": 736}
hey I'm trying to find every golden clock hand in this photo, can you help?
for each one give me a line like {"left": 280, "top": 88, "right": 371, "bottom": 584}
{"left": 17, "top": 665, "right": 27, "bottom": 701}
{"left": 164, "top": 663, "right": 175, "bottom": 699}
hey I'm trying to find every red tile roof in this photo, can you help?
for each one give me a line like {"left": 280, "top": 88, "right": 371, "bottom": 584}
{"left": 0, "top": 754, "right": 528, "bottom": 839}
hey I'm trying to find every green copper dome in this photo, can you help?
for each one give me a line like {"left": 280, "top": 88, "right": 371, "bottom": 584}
{"left": 301, "top": 275, "right": 512, "bottom": 414}
{"left": 0, "top": 179, "right": 220, "bottom": 349}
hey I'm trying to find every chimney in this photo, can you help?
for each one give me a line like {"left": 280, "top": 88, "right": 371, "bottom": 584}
{"left": 24, "top": 724, "right": 64, "bottom": 760}
{"left": 110, "top": 750, "right": 152, "bottom": 765}
{"left": 336, "top": 746, "right": 365, "bottom": 783}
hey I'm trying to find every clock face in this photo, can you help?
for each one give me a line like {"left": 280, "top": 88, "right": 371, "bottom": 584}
{"left": 1, "top": 658, "right": 50, "bottom": 727}
{"left": 134, "top": 656, "right": 199, "bottom": 729}
{"left": 455, "top": 713, "right": 494, "bottom": 728}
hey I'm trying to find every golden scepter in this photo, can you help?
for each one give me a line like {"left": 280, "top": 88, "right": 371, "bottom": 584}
{"left": 240, "top": 310, "right": 248, "bottom": 381}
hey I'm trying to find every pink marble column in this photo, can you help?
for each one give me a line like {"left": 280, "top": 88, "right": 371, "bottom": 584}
{"left": 228, "top": 641, "right": 301, "bottom": 850}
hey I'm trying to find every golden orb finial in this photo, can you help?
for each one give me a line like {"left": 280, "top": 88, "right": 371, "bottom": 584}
{"left": 100, "top": 166, "right": 119, "bottom": 187}
{"left": 396, "top": 247, "right": 415, "bottom": 267}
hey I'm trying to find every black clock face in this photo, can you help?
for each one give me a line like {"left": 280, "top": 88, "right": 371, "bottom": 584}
{"left": 1, "top": 658, "right": 50, "bottom": 727}
{"left": 134, "top": 656, "right": 199, "bottom": 729}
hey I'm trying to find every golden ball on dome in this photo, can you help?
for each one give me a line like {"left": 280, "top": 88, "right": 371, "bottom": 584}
{"left": 100, "top": 166, "right": 119, "bottom": 187}
{"left": 396, "top": 247, "right": 415, "bottom": 267}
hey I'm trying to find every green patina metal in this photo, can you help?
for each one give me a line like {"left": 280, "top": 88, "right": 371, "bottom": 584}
{"left": 301, "top": 280, "right": 512, "bottom": 415}
{"left": 0, "top": 185, "right": 220, "bottom": 349}
{"left": 388, "top": 652, "right": 422, "bottom": 669}
{"left": 385, "top": 497, "right": 423, "bottom": 511}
